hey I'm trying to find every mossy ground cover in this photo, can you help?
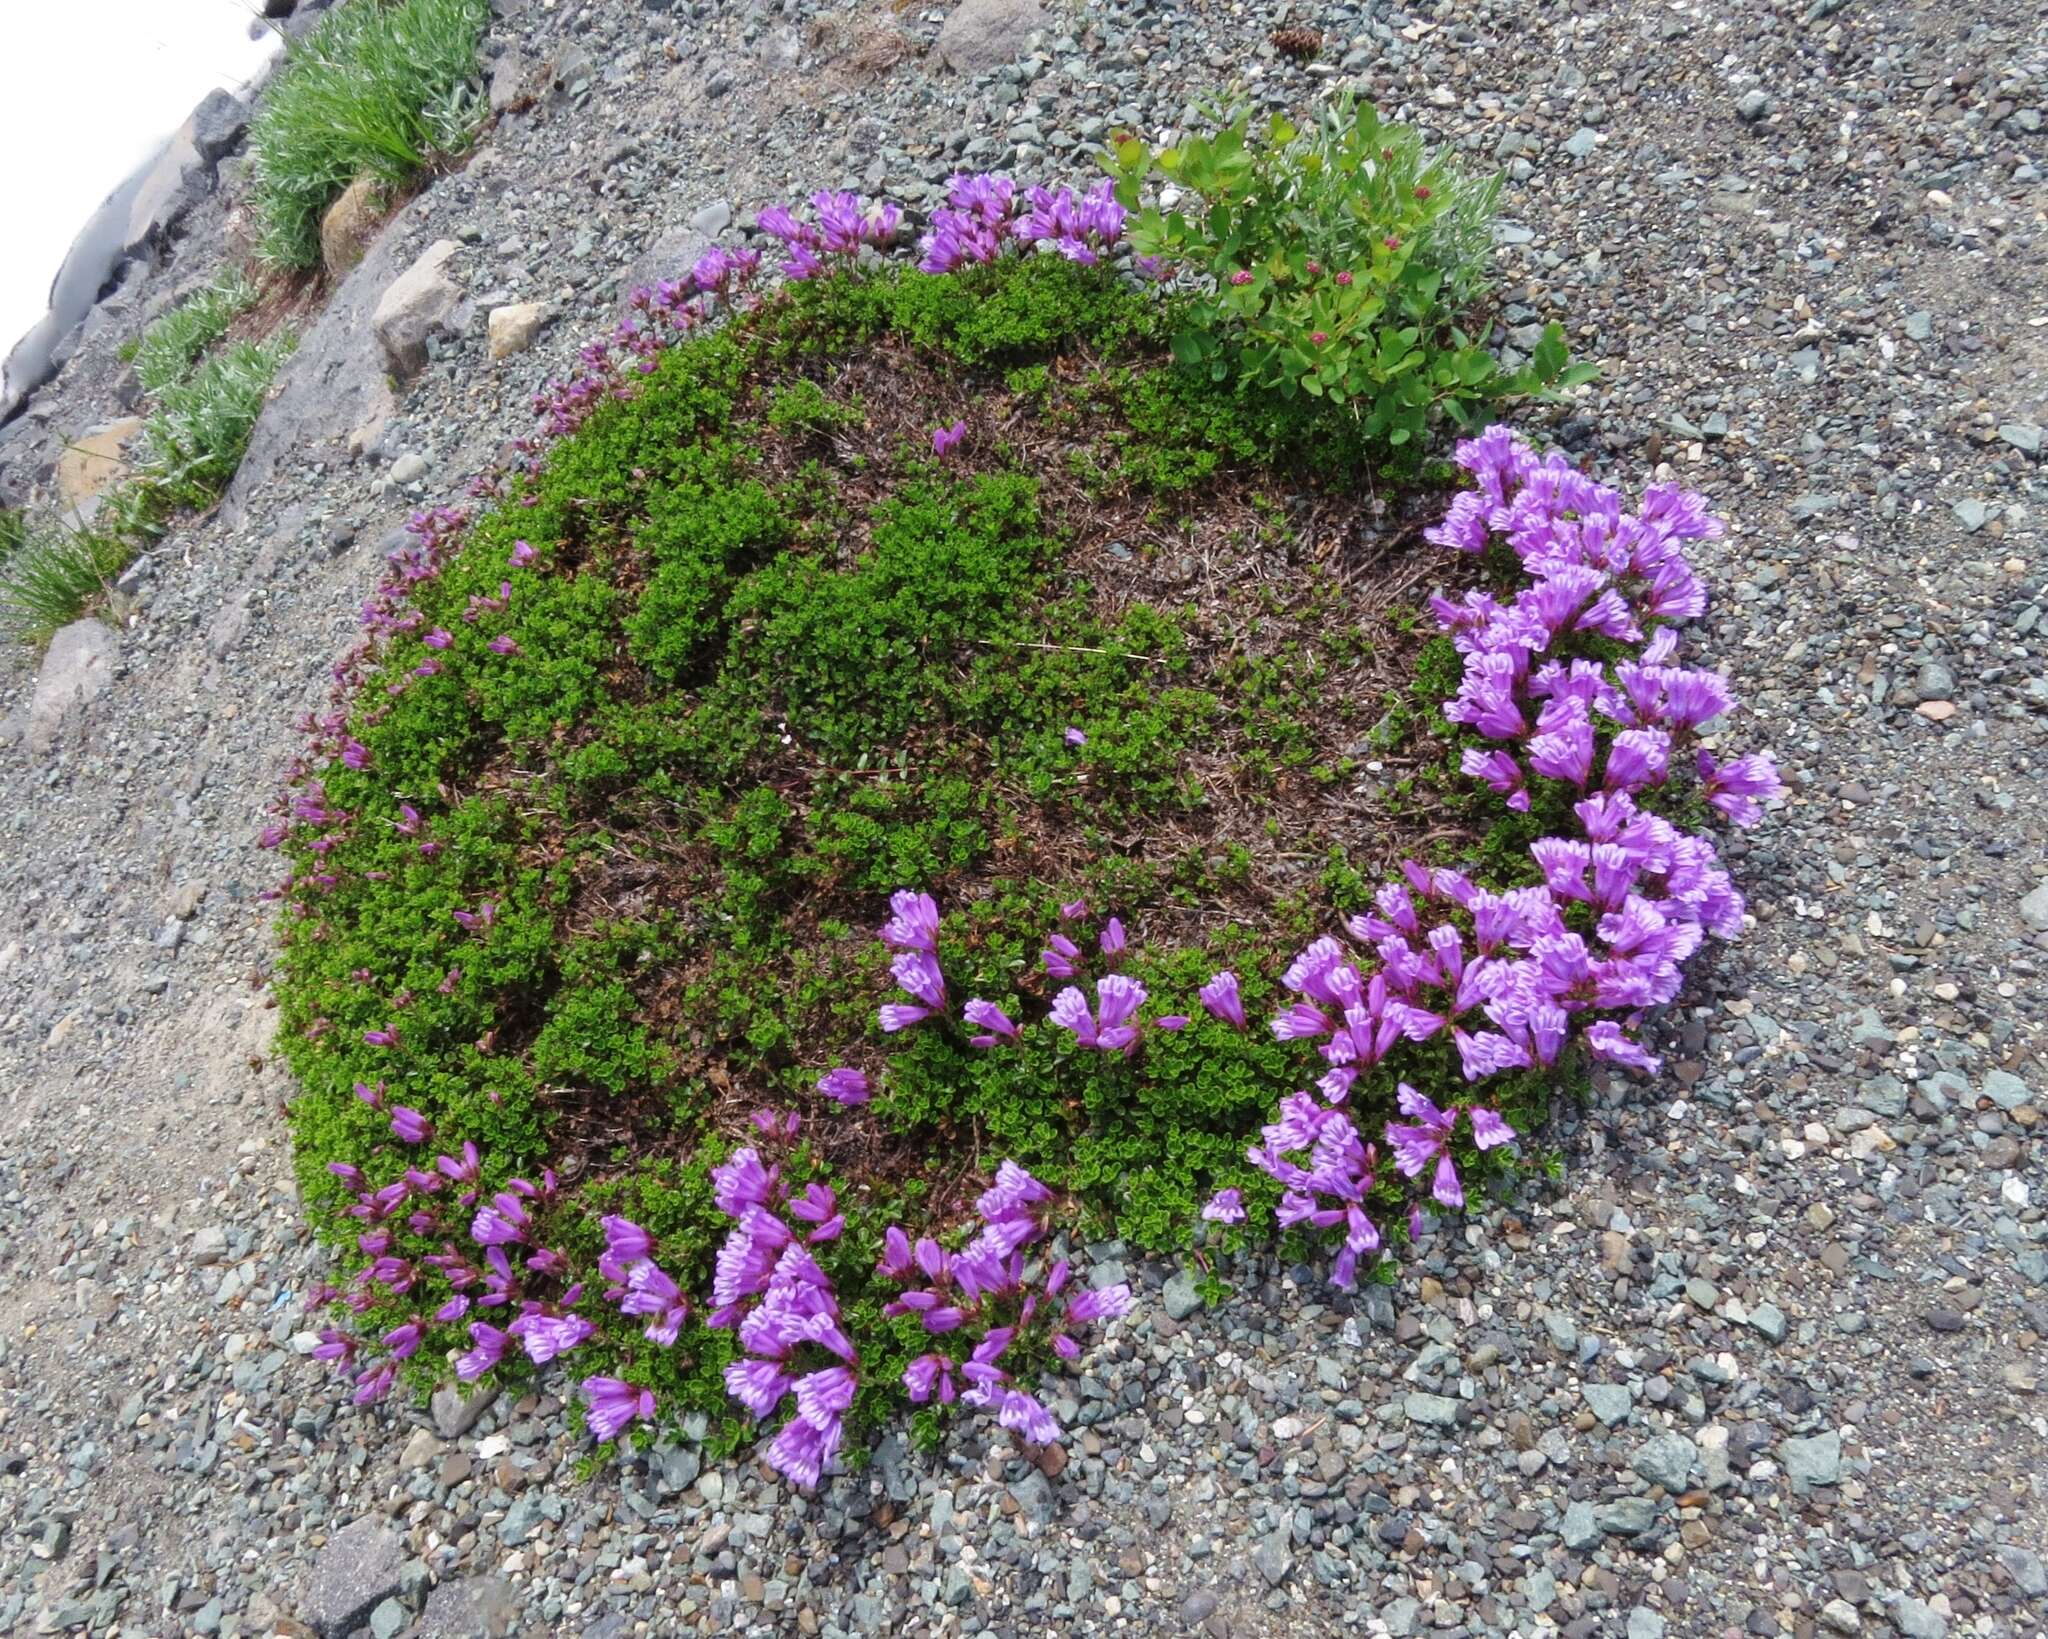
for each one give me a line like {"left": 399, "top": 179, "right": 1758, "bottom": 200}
{"left": 275, "top": 255, "right": 1551, "bottom": 1451}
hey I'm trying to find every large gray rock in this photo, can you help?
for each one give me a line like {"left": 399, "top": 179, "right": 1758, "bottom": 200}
{"left": 373, "top": 239, "right": 464, "bottom": 381}
{"left": 187, "top": 90, "right": 250, "bottom": 164}
{"left": 935, "top": 0, "right": 1047, "bottom": 74}
{"left": 2021, "top": 880, "right": 2048, "bottom": 932}
{"left": 27, "top": 620, "right": 120, "bottom": 754}
{"left": 300, "top": 1516, "right": 406, "bottom": 1639}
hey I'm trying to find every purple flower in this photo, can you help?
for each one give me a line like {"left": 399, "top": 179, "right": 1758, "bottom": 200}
{"left": 1041, "top": 932, "right": 1081, "bottom": 979}
{"left": 889, "top": 951, "right": 946, "bottom": 1010}
{"left": 878, "top": 889, "right": 939, "bottom": 952}
{"left": 817, "top": 1067, "right": 871, "bottom": 1105}
{"left": 382, "top": 1319, "right": 425, "bottom": 1359}
{"left": 1050, "top": 973, "right": 1147, "bottom": 1053}
{"left": 1470, "top": 1107, "right": 1517, "bottom": 1150}
{"left": 1099, "top": 916, "right": 1125, "bottom": 955}
{"left": 879, "top": 1003, "right": 932, "bottom": 1033}
{"left": 457, "top": 1322, "right": 508, "bottom": 1381}
{"left": 509, "top": 540, "right": 537, "bottom": 567}
{"left": 488, "top": 634, "right": 520, "bottom": 656}
{"left": 388, "top": 1106, "right": 432, "bottom": 1145}
{"left": 581, "top": 1376, "right": 656, "bottom": 1443}
{"left": 1201, "top": 1188, "right": 1246, "bottom": 1224}
{"left": 1697, "top": 748, "right": 1782, "bottom": 828}
{"left": 932, "top": 420, "right": 967, "bottom": 456}
{"left": 963, "top": 998, "right": 1021, "bottom": 1048}
{"left": 995, "top": 1388, "right": 1062, "bottom": 1446}
{"left": 725, "top": 1357, "right": 793, "bottom": 1418}
{"left": 1198, "top": 971, "right": 1246, "bottom": 1030}
{"left": 1065, "top": 726, "right": 1088, "bottom": 747}
{"left": 620, "top": 1261, "right": 691, "bottom": 1345}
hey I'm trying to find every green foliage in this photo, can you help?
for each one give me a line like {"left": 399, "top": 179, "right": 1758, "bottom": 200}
{"left": 0, "top": 518, "right": 130, "bottom": 644}
{"left": 125, "top": 271, "right": 258, "bottom": 392}
{"left": 247, "top": 0, "right": 489, "bottom": 270}
{"left": 273, "top": 250, "right": 1577, "bottom": 1453}
{"left": 136, "top": 334, "right": 298, "bottom": 509}
{"left": 1102, "top": 95, "right": 1596, "bottom": 444}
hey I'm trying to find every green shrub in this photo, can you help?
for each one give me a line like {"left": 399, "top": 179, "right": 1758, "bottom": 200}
{"left": 1103, "top": 95, "right": 1596, "bottom": 444}
{"left": 271, "top": 255, "right": 1553, "bottom": 1452}
{"left": 247, "top": 0, "right": 490, "bottom": 271}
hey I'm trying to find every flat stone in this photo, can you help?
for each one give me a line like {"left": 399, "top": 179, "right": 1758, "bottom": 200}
{"left": 1997, "top": 422, "right": 2043, "bottom": 455}
{"left": 1890, "top": 1597, "right": 1948, "bottom": 1639}
{"left": 1780, "top": 1430, "right": 1842, "bottom": 1488}
{"left": 28, "top": 619, "right": 121, "bottom": 754}
{"left": 1009, "top": 1469, "right": 1056, "bottom": 1526}
{"left": 1583, "top": 1382, "right": 1633, "bottom": 1426}
{"left": 1560, "top": 1500, "right": 1600, "bottom": 1550}
{"left": 1983, "top": 1069, "right": 2033, "bottom": 1111}
{"left": 300, "top": 1517, "right": 405, "bottom": 1639}
{"left": 417, "top": 1575, "right": 519, "bottom": 1638}
{"left": 2020, "top": 881, "right": 2048, "bottom": 933}
{"left": 1161, "top": 1270, "right": 1201, "bottom": 1321}
{"left": 431, "top": 1382, "right": 497, "bottom": 1438}
{"left": 1747, "top": 1302, "right": 1788, "bottom": 1343}
{"left": 1403, "top": 1392, "right": 1459, "bottom": 1428}
{"left": 1596, "top": 1496, "right": 1659, "bottom": 1535}
{"left": 935, "top": 0, "right": 1048, "bottom": 74}
{"left": 1630, "top": 1432, "right": 1697, "bottom": 1491}
{"left": 487, "top": 301, "right": 548, "bottom": 361}
{"left": 1252, "top": 1531, "right": 1292, "bottom": 1587}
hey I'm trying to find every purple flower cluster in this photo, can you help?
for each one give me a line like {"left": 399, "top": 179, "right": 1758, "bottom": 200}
{"left": 1425, "top": 426, "right": 1780, "bottom": 826}
{"left": 759, "top": 190, "right": 902, "bottom": 280}
{"left": 703, "top": 1125, "right": 859, "bottom": 1489}
{"left": 878, "top": 1161, "right": 1130, "bottom": 1447}
{"left": 919, "top": 173, "right": 1128, "bottom": 274}
{"left": 1203, "top": 428, "right": 1781, "bottom": 1285}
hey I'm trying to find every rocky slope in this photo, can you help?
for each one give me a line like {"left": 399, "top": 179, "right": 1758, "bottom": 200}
{"left": 0, "top": 0, "right": 2044, "bottom": 1636}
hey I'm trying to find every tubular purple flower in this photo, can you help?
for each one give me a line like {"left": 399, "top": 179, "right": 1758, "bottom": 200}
{"left": 1697, "top": 748, "right": 1782, "bottom": 828}
{"left": 1202, "top": 1187, "right": 1246, "bottom": 1223}
{"left": 962, "top": 998, "right": 1020, "bottom": 1046}
{"left": 818, "top": 1067, "right": 871, "bottom": 1105}
{"left": 932, "top": 420, "right": 967, "bottom": 456}
{"left": 582, "top": 1376, "right": 656, "bottom": 1443}
{"left": 1198, "top": 970, "right": 1246, "bottom": 1029}
{"left": 457, "top": 1322, "right": 508, "bottom": 1381}
{"left": 725, "top": 1357, "right": 793, "bottom": 1419}
{"left": 388, "top": 1106, "right": 432, "bottom": 1145}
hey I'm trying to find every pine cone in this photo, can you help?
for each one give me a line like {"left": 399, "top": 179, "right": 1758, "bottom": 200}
{"left": 1270, "top": 26, "right": 1322, "bottom": 60}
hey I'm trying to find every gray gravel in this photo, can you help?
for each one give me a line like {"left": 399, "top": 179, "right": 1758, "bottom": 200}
{"left": 2, "top": 0, "right": 2046, "bottom": 1635}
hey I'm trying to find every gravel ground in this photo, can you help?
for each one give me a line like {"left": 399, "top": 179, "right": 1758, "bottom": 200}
{"left": 2, "top": 0, "right": 2046, "bottom": 1635}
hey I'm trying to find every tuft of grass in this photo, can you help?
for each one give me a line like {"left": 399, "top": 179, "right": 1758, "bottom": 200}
{"left": 247, "top": 0, "right": 490, "bottom": 272}
{"left": 0, "top": 518, "right": 130, "bottom": 644}
{"left": 3, "top": 299, "right": 292, "bottom": 646}
{"left": 123, "top": 272, "right": 259, "bottom": 393}
{"left": 135, "top": 334, "right": 298, "bottom": 509}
